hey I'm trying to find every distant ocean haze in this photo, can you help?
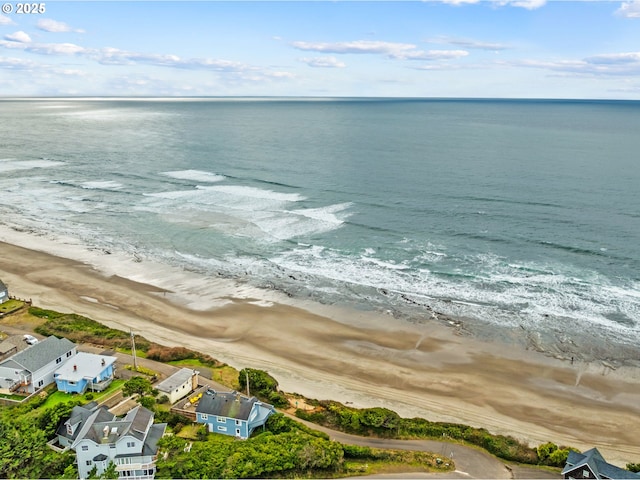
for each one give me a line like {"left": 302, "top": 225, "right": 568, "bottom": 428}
{"left": 1, "top": 98, "right": 638, "bottom": 362}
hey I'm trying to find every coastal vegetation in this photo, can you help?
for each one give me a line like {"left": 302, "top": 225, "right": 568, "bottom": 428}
{"left": 155, "top": 412, "right": 453, "bottom": 479}
{"left": 0, "top": 305, "right": 612, "bottom": 476}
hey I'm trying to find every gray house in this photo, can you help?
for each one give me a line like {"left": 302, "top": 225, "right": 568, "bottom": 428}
{"left": 195, "top": 390, "right": 274, "bottom": 439}
{"left": 0, "top": 335, "right": 76, "bottom": 393}
{"left": 562, "top": 448, "right": 640, "bottom": 480}
{"left": 71, "top": 405, "right": 166, "bottom": 479}
{"left": 0, "top": 280, "right": 8, "bottom": 304}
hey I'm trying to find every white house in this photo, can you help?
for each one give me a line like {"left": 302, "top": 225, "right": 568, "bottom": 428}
{"left": 155, "top": 368, "right": 198, "bottom": 405}
{"left": 0, "top": 280, "right": 8, "bottom": 304}
{"left": 71, "top": 405, "right": 166, "bottom": 480}
{"left": 0, "top": 335, "right": 76, "bottom": 393}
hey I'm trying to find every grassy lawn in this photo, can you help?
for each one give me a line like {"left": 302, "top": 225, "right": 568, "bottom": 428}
{"left": 211, "top": 365, "right": 240, "bottom": 389}
{"left": 168, "top": 358, "right": 211, "bottom": 369}
{"left": 176, "top": 424, "right": 202, "bottom": 440}
{"left": 116, "top": 347, "right": 147, "bottom": 358}
{"left": 0, "top": 392, "right": 28, "bottom": 401}
{"left": 0, "top": 299, "right": 25, "bottom": 314}
{"left": 40, "top": 379, "right": 125, "bottom": 410}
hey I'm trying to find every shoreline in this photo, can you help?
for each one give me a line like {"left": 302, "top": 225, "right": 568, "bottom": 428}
{"left": 1, "top": 228, "right": 640, "bottom": 466}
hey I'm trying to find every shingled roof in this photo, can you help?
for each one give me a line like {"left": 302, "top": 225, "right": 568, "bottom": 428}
{"left": 0, "top": 335, "right": 75, "bottom": 373}
{"left": 562, "top": 448, "right": 640, "bottom": 480}
{"left": 196, "top": 391, "right": 257, "bottom": 420}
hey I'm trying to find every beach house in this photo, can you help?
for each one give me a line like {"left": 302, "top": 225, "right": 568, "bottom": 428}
{"left": 155, "top": 367, "right": 198, "bottom": 404}
{"left": 0, "top": 279, "right": 8, "bottom": 304}
{"left": 195, "top": 390, "right": 274, "bottom": 439}
{"left": 562, "top": 448, "right": 640, "bottom": 479}
{"left": 71, "top": 405, "right": 166, "bottom": 479}
{"left": 54, "top": 352, "right": 116, "bottom": 394}
{"left": 0, "top": 335, "right": 76, "bottom": 393}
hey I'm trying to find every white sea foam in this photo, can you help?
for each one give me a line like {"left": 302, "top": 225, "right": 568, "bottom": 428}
{"left": 204, "top": 185, "right": 305, "bottom": 203}
{"left": 160, "top": 170, "right": 226, "bottom": 183}
{"left": 292, "top": 202, "right": 352, "bottom": 225}
{"left": 81, "top": 180, "right": 124, "bottom": 190}
{"left": 0, "top": 159, "right": 65, "bottom": 173}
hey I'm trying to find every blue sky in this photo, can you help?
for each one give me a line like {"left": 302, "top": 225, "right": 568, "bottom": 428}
{"left": 1, "top": 1, "right": 639, "bottom": 98}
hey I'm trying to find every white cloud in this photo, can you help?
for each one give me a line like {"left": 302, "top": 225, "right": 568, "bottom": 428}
{"left": 37, "top": 19, "right": 85, "bottom": 33}
{"left": 615, "top": 1, "right": 640, "bottom": 18}
{"left": 300, "top": 56, "right": 346, "bottom": 68}
{"left": 0, "top": 56, "right": 38, "bottom": 70}
{"left": 291, "top": 40, "right": 468, "bottom": 61}
{"left": 499, "top": 51, "right": 640, "bottom": 76}
{"left": 585, "top": 52, "right": 640, "bottom": 64}
{"left": 0, "top": 15, "right": 15, "bottom": 25}
{"left": 497, "top": 0, "right": 546, "bottom": 9}
{"left": 436, "top": 37, "right": 510, "bottom": 51}
{"left": 439, "top": 0, "right": 545, "bottom": 7}
{"left": 4, "top": 31, "right": 32, "bottom": 43}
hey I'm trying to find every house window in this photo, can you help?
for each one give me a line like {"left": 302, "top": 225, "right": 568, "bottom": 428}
{"left": 56, "top": 357, "right": 62, "bottom": 364}
{"left": 216, "top": 416, "right": 225, "bottom": 423}
{"left": 583, "top": 471, "right": 590, "bottom": 478}
{"left": 86, "top": 461, "right": 92, "bottom": 466}
{"left": 37, "top": 380, "right": 44, "bottom": 387}
{"left": 235, "top": 419, "right": 241, "bottom": 426}
{"left": 235, "top": 428, "right": 241, "bottom": 436}
{"left": 67, "top": 351, "right": 72, "bottom": 357}
{"left": 81, "top": 446, "right": 89, "bottom": 451}
{"left": 217, "top": 426, "right": 227, "bottom": 432}
{"left": 69, "top": 381, "right": 76, "bottom": 386}
{"left": 200, "top": 414, "right": 208, "bottom": 420}
{"left": 127, "top": 441, "right": 135, "bottom": 448}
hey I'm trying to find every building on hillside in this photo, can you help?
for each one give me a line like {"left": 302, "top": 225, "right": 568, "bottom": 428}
{"left": 54, "top": 352, "right": 116, "bottom": 394}
{"left": 0, "top": 335, "right": 76, "bottom": 393}
{"left": 71, "top": 405, "right": 166, "bottom": 479}
{"left": 562, "top": 448, "right": 640, "bottom": 480}
{"left": 55, "top": 402, "right": 106, "bottom": 448}
{"left": 0, "top": 280, "right": 8, "bottom": 304}
{"left": 155, "top": 368, "right": 198, "bottom": 405}
{"left": 195, "top": 390, "right": 274, "bottom": 439}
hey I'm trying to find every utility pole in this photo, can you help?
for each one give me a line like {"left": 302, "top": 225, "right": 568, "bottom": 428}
{"left": 245, "top": 370, "right": 250, "bottom": 397}
{"left": 130, "top": 329, "right": 138, "bottom": 371}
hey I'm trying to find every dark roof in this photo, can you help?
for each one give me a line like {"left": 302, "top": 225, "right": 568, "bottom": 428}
{"left": 0, "top": 335, "right": 75, "bottom": 373}
{"left": 196, "top": 391, "right": 258, "bottom": 420}
{"left": 124, "top": 405, "right": 154, "bottom": 441}
{"left": 0, "top": 280, "right": 7, "bottom": 291}
{"left": 142, "top": 423, "right": 167, "bottom": 456}
{"left": 93, "top": 453, "right": 108, "bottom": 462}
{"left": 563, "top": 448, "right": 640, "bottom": 480}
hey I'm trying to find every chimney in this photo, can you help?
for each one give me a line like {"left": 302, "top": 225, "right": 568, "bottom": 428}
{"left": 73, "top": 365, "right": 77, "bottom": 371}
{"left": 191, "top": 370, "right": 199, "bottom": 391}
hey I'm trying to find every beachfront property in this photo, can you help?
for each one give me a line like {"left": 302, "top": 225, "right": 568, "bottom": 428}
{"left": 54, "top": 352, "right": 116, "bottom": 394}
{"left": 70, "top": 404, "right": 166, "bottom": 479}
{"left": 0, "top": 279, "right": 8, "bottom": 304}
{"left": 562, "top": 448, "right": 640, "bottom": 480}
{"left": 55, "top": 402, "right": 107, "bottom": 448}
{"left": 0, "top": 335, "right": 76, "bottom": 393}
{"left": 195, "top": 390, "right": 274, "bottom": 439}
{"left": 155, "top": 367, "right": 198, "bottom": 405}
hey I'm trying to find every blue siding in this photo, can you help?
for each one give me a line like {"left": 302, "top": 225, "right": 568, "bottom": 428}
{"left": 55, "top": 364, "right": 114, "bottom": 394}
{"left": 196, "top": 413, "right": 248, "bottom": 438}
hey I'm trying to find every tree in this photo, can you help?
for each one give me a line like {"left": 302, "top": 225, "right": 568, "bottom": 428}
{"left": 122, "top": 376, "right": 153, "bottom": 397}
{"left": 627, "top": 463, "right": 640, "bottom": 473}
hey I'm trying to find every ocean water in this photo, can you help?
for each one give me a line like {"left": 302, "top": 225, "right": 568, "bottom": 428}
{"left": 1, "top": 98, "right": 639, "bottom": 361}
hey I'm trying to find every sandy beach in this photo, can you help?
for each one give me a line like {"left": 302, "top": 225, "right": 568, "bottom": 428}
{"left": 1, "top": 233, "right": 639, "bottom": 466}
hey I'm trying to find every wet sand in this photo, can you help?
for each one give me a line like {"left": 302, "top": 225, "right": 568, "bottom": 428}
{"left": 1, "top": 238, "right": 639, "bottom": 466}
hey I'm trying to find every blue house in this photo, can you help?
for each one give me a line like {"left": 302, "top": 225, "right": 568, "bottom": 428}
{"left": 54, "top": 352, "right": 116, "bottom": 394}
{"left": 195, "top": 390, "right": 274, "bottom": 439}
